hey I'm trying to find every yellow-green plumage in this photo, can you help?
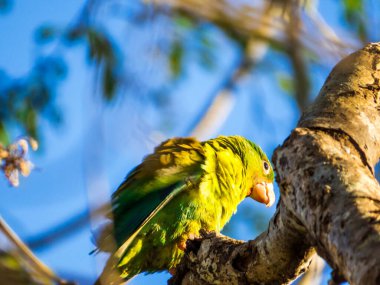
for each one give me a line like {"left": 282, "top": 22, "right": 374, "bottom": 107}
{"left": 95, "top": 136, "right": 275, "bottom": 284}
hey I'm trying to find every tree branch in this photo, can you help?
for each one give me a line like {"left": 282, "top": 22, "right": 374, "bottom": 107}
{"left": 148, "top": 0, "right": 348, "bottom": 60}
{"left": 171, "top": 43, "right": 380, "bottom": 284}
{"left": 275, "top": 43, "right": 380, "bottom": 284}
{"left": 0, "top": 217, "right": 72, "bottom": 284}
{"left": 187, "top": 53, "right": 248, "bottom": 140}
{"left": 285, "top": 4, "right": 311, "bottom": 111}
{"left": 170, "top": 203, "right": 315, "bottom": 285}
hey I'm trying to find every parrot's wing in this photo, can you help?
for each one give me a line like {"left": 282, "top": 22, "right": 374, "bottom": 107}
{"left": 110, "top": 138, "right": 205, "bottom": 258}
{"left": 114, "top": 180, "right": 190, "bottom": 259}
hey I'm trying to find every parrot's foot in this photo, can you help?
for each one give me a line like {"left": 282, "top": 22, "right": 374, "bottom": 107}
{"left": 188, "top": 233, "right": 196, "bottom": 240}
{"left": 169, "top": 268, "right": 176, "bottom": 276}
{"left": 177, "top": 241, "right": 187, "bottom": 251}
{"left": 177, "top": 233, "right": 198, "bottom": 251}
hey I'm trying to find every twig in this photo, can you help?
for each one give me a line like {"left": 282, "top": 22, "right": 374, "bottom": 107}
{"left": 297, "top": 255, "right": 325, "bottom": 285}
{"left": 0, "top": 216, "right": 70, "bottom": 284}
{"left": 285, "top": 4, "right": 310, "bottom": 111}
{"left": 185, "top": 53, "right": 251, "bottom": 139}
{"left": 26, "top": 205, "right": 109, "bottom": 251}
{"left": 306, "top": 7, "right": 352, "bottom": 55}
{"left": 148, "top": 0, "right": 346, "bottom": 62}
{"left": 83, "top": 49, "right": 120, "bottom": 283}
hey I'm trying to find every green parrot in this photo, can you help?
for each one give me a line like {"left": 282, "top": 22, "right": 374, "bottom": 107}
{"left": 95, "top": 135, "right": 275, "bottom": 284}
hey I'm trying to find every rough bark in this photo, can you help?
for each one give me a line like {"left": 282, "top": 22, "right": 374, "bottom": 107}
{"left": 170, "top": 43, "right": 380, "bottom": 285}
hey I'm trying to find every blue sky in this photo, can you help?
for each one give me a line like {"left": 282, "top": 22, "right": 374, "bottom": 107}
{"left": 0, "top": 1, "right": 371, "bottom": 284}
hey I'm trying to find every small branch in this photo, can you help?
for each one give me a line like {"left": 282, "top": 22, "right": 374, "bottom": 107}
{"left": 148, "top": 0, "right": 346, "bottom": 61}
{"left": 189, "top": 89, "right": 235, "bottom": 140}
{"left": 306, "top": 7, "right": 351, "bottom": 56}
{"left": 26, "top": 204, "right": 109, "bottom": 251}
{"left": 26, "top": 209, "right": 88, "bottom": 250}
{"left": 285, "top": 4, "right": 311, "bottom": 111}
{"left": 0, "top": 217, "right": 71, "bottom": 284}
{"left": 187, "top": 54, "right": 250, "bottom": 140}
{"left": 297, "top": 255, "right": 325, "bottom": 285}
{"left": 187, "top": 2, "right": 285, "bottom": 140}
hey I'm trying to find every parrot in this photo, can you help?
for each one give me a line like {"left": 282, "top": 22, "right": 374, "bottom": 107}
{"left": 94, "top": 135, "right": 275, "bottom": 284}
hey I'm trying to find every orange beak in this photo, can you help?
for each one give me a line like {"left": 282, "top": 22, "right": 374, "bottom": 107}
{"left": 250, "top": 182, "right": 275, "bottom": 207}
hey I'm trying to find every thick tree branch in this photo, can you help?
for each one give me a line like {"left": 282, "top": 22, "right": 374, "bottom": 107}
{"left": 275, "top": 43, "right": 380, "bottom": 284}
{"left": 171, "top": 43, "right": 380, "bottom": 285}
{"left": 170, "top": 203, "right": 315, "bottom": 285}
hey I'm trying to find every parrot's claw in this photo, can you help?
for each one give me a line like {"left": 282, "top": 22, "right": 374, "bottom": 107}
{"left": 188, "top": 233, "right": 196, "bottom": 240}
{"left": 169, "top": 268, "right": 176, "bottom": 276}
{"left": 178, "top": 233, "right": 198, "bottom": 251}
{"left": 177, "top": 241, "right": 187, "bottom": 251}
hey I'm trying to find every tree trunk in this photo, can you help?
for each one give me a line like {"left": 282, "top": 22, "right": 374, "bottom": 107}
{"left": 170, "top": 43, "right": 380, "bottom": 285}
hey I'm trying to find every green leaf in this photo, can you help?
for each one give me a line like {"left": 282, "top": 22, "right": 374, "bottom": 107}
{"left": 25, "top": 109, "right": 38, "bottom": 139}
{"left": 16, "top": 106, "right": 38, "bottom": 140}
{"left": 0, "top": 0, "right": 12, "bottom": 13}
{"left": 86, "top": 28, "right": 113, "bottom": 63}
{"left": 277, "top": 73, "right": 294, "bottom": 95}
{"left": 169, "top": 41, "right": 184, "bottom": 78}
{"left": 343, "top": 0, "right": 362, "bottom": 15}
{"left": 198, "top": 50, "right": 215, "bottom": 70}
{"left": 0, "top": 250, "right": 48, "bottom": 285}
{"left": 342, "top": 0, "right": 368, "bottom": 42}
{"left": 174, "top": 15, "right": 195, "bottom": 29}
{"left": 199, "top": 32, "right": 214, "bottom": 49}
{"left": 198, "top": 32, "right": 216, "bottom": 70}
{"left": 34, "top": 25, "right": 56, "bottom": 44}
{"left": 64, "top": 27, "right": 86, "bottom": 44}
{"left": 357, "top": 20, "right": 367, "bottom": 43}
{"left": 102, "top": 63, "right": 117, "bottom": 101}
{"left": 85, "top": 28, "right": 120, "bottom": 100}
{"left": 0, "top": 121, "right": 9, "bottom": 145}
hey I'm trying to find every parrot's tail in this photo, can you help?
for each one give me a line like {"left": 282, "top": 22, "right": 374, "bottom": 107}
{"left": 94, "top": 274, "right": 127, "bottom": 285}
{"left": 92, "top": 222, "right": 116, "bottom": 253}
{"left": 94, "top": 273, "right": 133, "bottom": 285}
{"left": 94, "top": 256, "right": 133, "bottom": 285}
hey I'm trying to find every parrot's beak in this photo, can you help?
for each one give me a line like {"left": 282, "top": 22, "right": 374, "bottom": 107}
{"left": 250, "top": 182, "right": 275, "bottom": 207}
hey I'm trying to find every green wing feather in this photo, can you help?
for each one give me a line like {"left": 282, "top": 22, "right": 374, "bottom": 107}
{"left": 110, "top": 138, "right": 205, "bottom": 257}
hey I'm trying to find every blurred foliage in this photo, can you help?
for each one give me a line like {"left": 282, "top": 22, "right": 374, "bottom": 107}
{"left": 168, "top": 16, "right": 217, "bottom": 78}
{"left": 34, "top": 25, "right": 57, "bottom": 44}
{"left": 0, "top": 57, "right": 66, "bottom": 144}
{"left": 0, "top": 0, "right": 374, "bottom": 203}
{"left": 0, "top": 248, "right": 67, "bottom": 285}
{"left": 69, "top": 26, "right": 121, "bottom": 100}
{"left": 342, "top": 0, "right": 368, "bottom": 43}
{"left": 0, "top": 250, "right": 40, "bottom": 285}
{"left": 169, "top": 40, "right": 184, "bottom": 78}
{"left": 2, "top": 0, "right": 373, "bottom": 147}
{"left": 0, "top": 217, "right": 74, "bottom": 285}
{"left": 0, "top": 0, "right": 12, "bottom": 14}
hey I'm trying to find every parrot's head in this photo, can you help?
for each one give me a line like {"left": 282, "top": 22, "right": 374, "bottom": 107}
{"left": 246, "top": 143, "right": 275, "bottom": 207}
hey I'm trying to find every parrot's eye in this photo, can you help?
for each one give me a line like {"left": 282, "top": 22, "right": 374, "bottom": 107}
{"left": 263, "top": 161, "right": 270, "bottom": 174}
